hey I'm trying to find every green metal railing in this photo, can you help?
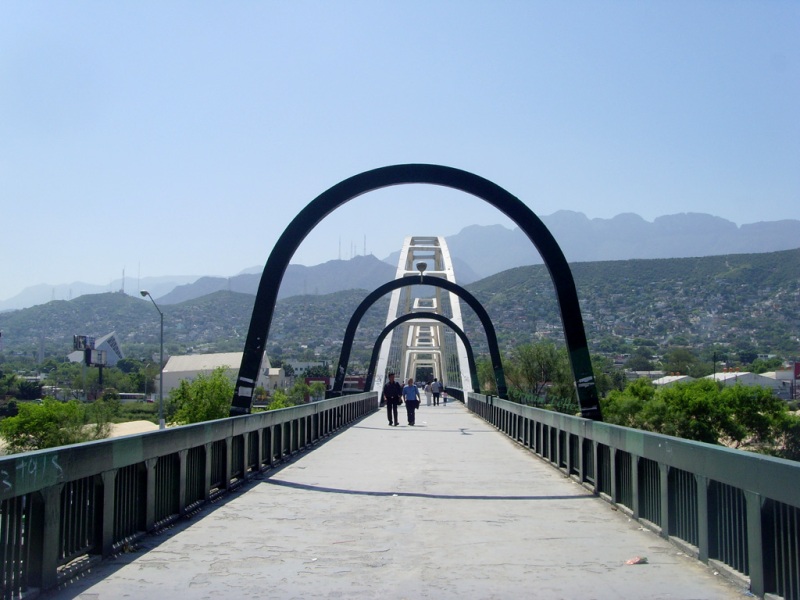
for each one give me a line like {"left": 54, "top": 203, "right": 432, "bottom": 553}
{"left": 0, "top": 392, "right": 377, "bottom": 599}
{"left": 467, "top": 392, "right": 800, "bottom": 600}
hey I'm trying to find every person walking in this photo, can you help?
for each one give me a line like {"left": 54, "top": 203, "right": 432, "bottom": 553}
{"left": 402, "top": 378, "right": 421, "bottom": 425}
{"left": 424, "top": 381, "right": 432, "bottom": 406}
{"left": 431, "top": 378, "right": 441, "bottom": 406}
{"left": 382, "top": 373, "right": 402, "bottom": 426}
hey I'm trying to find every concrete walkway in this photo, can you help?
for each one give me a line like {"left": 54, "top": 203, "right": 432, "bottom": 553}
{"left": 46, "top": 402, "right": 747, "bottom": 599}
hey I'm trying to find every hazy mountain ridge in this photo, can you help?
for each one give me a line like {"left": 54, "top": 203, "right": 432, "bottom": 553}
{"left": 158, "top": 255, "right": 396, "bottom": 305}
{"left": 445, "top": 212, "right": 800, "bottom": 277}
{"left": 3, "top": 211, "right": 799, "bottom": 310}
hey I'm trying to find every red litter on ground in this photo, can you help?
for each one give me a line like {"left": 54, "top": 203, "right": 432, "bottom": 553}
{"left": 625, "top": 556, "right": 648, "bottom": 565}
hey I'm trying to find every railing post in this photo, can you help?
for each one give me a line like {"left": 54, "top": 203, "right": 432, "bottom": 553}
{"left": 145, "top": 458, "right": 157, "bottom": 531}
{"left": 744, "top": 490, "right": 764, "bottom": 597}
{"left": 631, "top": 455, "right": 640, "bottom": 518}
{"left": 30, "top": 484, "right": 62, "bottom": 591}
{"left": 100, "top": 469, "right": 117, "bottom": 556}
{"left": 591, "top": 440, "right": 600, "bottom": 495}
{"left": 203, "top": 443, "right": 212, "bottom": 500}
{"left": 659, "top": 464, "right": 670, "bottom": 539}
{"left": 178, "top": 449, "right": 188, "bottom": 515}
{"left": 609, "top": 448, "right": 618, "bottom": 504}
{"left": 696, "top": 474, "right": 709, "bottom": 563}
{"left": 224, "top": 437, "right": 233, "bottom": 491}
{"left": 266, "top": 426, "right": 274, "bottom": 467}
{"left": 253, "top": 429, "right": 263, "bottom": 474}
{"left": 242, "top": 432, "right": 251, "bottom": 479}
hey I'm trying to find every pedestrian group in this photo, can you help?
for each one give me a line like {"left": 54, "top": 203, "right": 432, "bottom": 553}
{"left": 382, "top": 373, "right": 446, "bottom": 427}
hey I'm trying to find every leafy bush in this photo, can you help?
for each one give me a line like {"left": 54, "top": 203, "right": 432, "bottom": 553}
{"left": 601, "top": 379, "right": 797, "bottom": 458}
{"left": 0, "top": 397, "right": 110, "bottom": 453}
{"left": 168, "top": 367, "right": 233, "bottom": 425}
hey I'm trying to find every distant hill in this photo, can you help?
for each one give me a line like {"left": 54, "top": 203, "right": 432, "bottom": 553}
{"left": 1, "top": 248, "right": 797, "bottom": 363}
{"left": 158, "top": 255, "right": 396, "bottom": 305}
{"left": 0, "top": 276, "right": 200, "bottom": 313}
{"left": 462, "top": 247, "right": 800, "bottom": 354}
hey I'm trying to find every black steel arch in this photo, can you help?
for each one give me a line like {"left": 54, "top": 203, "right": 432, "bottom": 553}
{"left": 232, "top": 164, "right": 601, "bottom": 420}
{"left": 362, "top": 312, "right": 479, "bottom": 392}
{"left": 331, "top": 275, "right": 506, "bottom": 398}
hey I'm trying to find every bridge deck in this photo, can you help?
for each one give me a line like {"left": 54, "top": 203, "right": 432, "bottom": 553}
{"left": 47, "top": 403, "right": 745, "bottom": 599}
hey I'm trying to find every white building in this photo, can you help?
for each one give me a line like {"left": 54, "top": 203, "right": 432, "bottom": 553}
{"left": 161, "top": 352, "right": 272, "bottom": 396}
{"left": 760, "top": 370, "right": 796, "bottom": 400}
{"left": 652, "top": 375, "right": 695, "bottom": 387}
{"left": 704, "top": 371, "right": 786, "bottom": 396}
{"left": 266, "top": 367, "right": 289, "bottom": 391}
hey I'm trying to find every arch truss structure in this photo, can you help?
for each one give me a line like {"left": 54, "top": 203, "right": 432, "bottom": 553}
{"left": 374, "top": 236, "right": 472, "bottom": 392}
{"left": 231, "top": 164, "right": 601, "bottom": 421}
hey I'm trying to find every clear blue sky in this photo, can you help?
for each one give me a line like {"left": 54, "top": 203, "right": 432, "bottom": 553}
{"left": 1, "top": 1, "right": 798, "bottom": 301}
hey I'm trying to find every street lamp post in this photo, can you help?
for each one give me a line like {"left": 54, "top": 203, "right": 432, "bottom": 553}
{"left": 140, "top": 290, "right": 165, "bottom": 429}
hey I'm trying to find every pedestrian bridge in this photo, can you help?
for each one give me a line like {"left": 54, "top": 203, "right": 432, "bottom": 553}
{"left": 3, "top": 392, "right": 798, "bottom": 599}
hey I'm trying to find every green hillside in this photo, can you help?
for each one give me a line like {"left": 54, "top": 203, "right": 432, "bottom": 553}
{"left": 464, "top": 248, "right": 800, "bottom": 354}
{"left": 1, "top": 249, "right": 797, "bottom": 365}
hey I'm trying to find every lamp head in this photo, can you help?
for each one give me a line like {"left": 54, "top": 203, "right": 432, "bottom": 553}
{"left": 416, "top": 262, "right": 427, "bottom": 275}
{"left": 140, "top": 290, "right": 149, "bottom": 298}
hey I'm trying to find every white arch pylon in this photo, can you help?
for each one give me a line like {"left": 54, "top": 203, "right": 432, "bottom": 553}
{"left": 373, "top": 236, "right": 472, "bottom": 391}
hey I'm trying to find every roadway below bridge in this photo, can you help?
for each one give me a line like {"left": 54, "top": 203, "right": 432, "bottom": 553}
{"left": 47, "top": 402, "right": 746, "bottom": 599}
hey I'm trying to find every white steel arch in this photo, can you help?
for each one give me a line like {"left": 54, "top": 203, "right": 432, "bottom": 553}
{"left": 373, "top": 236, "right": 472, "bottom": 391}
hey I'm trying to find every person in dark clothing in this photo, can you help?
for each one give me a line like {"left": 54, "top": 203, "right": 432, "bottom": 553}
{"left": 382, "top": 373, "right": 403, "bottom": 426}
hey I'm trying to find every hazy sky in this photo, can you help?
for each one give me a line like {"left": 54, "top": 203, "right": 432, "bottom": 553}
{"left": 1, "top": 1, "right": 798, "bottom": 301}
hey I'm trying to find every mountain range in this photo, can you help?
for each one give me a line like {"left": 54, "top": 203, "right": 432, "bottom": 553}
{"left": 1, "top": 248, "right": 797, "bottom": 364}
{"left": 3, "top": 211, "right": 799, "bottom": 311}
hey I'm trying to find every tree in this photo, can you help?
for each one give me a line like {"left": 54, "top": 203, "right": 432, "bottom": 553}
{"left": 775, "top": 414, "right": 800, "bottom": 461}
{"left": 287, "top": 381, "right": 310, "bottom": 405}
{"left": 718, "top": 384, "right": 790, "bottom": 449}
{"left": 624, "top": 347, "right": 655, "bottom": 372}
{"left": 506, "top": 342, "right": 561, "bottom": 399}
{"left": 0, "top": 397, "right": 110, "bottom": 453}
{"left": 266, "top": 389, "right": 295, "bottom": 410}
{"left": 748, "top": 357, "right": 784, "bottom": 374}
{"left": 0, "top": 372, "right": 18, "bottom": 398}
{"left": 305, "top": 365, "right": 330, "bottom": 378}
{"left": 309, "top": 381, "right": 327, "bottom": 401}
{"left": 654, "top": 379, "right": 725, "bottom": 444}
{"left": 601, "top": 378, "right": 656, "bottom": 430}
{"left": 661, "top": 347, "right": 700, "bottom": 376}
{"left": 16, "top": 379, "right": 42, "bottom": 400}
{"left": 168, "top": 367, "right": 234, "bottom": 425}
{"left": 476, "top": 358, "right": 498, "bottom": 394}
{"left": 601, "top": 379, "right": 798, "bottom": 454}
